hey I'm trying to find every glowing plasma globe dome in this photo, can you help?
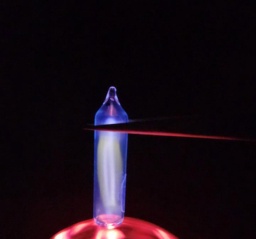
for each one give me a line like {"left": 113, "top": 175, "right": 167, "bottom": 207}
{"left": 51, "top": 217, "right": 178, "bottom": 239}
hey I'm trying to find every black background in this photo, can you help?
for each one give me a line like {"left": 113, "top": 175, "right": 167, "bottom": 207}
{"left": 1, "top": 1, "right": 255, "bottom": 239}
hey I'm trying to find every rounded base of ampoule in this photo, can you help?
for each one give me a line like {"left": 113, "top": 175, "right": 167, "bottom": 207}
{"left": 94, "top": 214, "right": 123, "bottom": 229}
{"left": 51, "top": 217, "right": 178, "bottom": 239}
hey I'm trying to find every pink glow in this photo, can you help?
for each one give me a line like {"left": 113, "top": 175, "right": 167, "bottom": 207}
{"left": 51, "top": 217, "right": 178, "bottom": 239}
{"left": 70, "top": 221, "right": 91, "bottom": 235}
{"left": 95, "top": 214, "right": 123, "bottom": 229}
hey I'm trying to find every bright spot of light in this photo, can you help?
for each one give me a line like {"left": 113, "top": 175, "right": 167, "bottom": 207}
{"left": 96, "top": 229, "right": 125, "bottom": 239}
{"left": 53, "top": 230, "right": 69, "bottom": 239}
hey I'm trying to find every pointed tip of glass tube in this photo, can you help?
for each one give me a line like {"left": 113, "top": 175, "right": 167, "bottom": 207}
{"left": 108, "top": 86, "right": 116, "bottom": 98}
{"left": 103, "top": 86, "right": 120, "bottom": 105}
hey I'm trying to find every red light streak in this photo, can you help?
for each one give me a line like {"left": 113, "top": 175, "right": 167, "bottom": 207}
{"left": 85, "top": 128, "right": 254, "bottom": 142}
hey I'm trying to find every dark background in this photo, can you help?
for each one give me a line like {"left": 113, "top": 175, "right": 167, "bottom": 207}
{"left": 1, "top": 1, "right": 255, "bottom": 239}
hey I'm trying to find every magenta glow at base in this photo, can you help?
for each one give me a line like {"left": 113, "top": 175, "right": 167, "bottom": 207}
{"left": 51, "top": 217, "right": 178, "bottom": 239}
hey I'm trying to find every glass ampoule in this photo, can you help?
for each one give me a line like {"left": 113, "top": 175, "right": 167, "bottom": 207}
{"left": 93, "top": 86, "right": 128, "bottom": 229}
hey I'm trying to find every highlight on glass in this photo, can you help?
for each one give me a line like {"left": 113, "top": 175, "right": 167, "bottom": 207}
{"left": 93, "top": 86, "right": 128, "bottom": 228}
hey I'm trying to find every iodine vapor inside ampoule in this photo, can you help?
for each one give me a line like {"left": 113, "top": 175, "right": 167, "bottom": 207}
{"left": 93, "top": 86, "right": 128, "bottom": 229}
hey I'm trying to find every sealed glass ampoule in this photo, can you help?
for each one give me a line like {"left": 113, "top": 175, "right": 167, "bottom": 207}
{"left": 93, "top": 86, "right": 128, "bottom": 229}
